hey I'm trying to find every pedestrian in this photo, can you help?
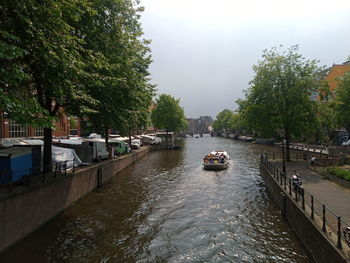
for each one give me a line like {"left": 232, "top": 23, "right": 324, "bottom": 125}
{"left": 311, "top": 156, "right": 316, "bottom": 165}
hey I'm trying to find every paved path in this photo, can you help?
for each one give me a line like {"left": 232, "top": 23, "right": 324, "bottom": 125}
{"left": 282, "top": 160, "right": 350, "bottom": 224}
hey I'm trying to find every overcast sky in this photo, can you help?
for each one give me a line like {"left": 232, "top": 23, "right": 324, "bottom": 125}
{"left": 140, "top": 0, "right": 350, "bottom": 119}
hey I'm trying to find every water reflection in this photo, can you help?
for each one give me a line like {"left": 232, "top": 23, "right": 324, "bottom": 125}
{"left": 0, "top": 137, "right": 310, "bottom": 263}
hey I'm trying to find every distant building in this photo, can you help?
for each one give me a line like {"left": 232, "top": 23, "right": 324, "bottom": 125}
{"left": 184, "top": 116, "right": 213, "bottom": 134}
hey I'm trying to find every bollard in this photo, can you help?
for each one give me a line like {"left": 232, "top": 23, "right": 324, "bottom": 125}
{"left": 284, "top": 173, "right": 287, "bottom": 190}
{"left": 295, "top": 187, "right": 298, "bottom": 201}
{"left": 302, "top": 193, "right": 305, "bottom": 210}
{"left": 322, "top": 204, "right": 326, "bottom": 232}
{"left": 337, "top": 217, "right": 342, "bottom": 249}
{"left": 97, "top": 167, "right": 103, "bottom": 188}
{"left": 280, "top": 192, "right": 286, "bottom": 216}
{"left": 280, "top": 171, "right": 283, "bottom": 186}
{"left": 311, "top": 195, "right": 314, "bottom": 220}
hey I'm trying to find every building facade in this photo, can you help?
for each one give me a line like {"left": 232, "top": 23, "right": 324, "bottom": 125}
{"left": 185, "top": 116, "right": 213, "bottom": 134}
{"left": 324, "top": 62, "right": 350, "bottom": 93}
{"left": 0, "top": 114, "right": 81, "bottom": 139}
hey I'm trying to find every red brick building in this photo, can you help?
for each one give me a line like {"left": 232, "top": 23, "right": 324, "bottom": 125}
{"left": 324, "top": 62, "right": 350, "bottom": 93}
{"left": 0, "top": 114, "right": 81, "bottom": 139}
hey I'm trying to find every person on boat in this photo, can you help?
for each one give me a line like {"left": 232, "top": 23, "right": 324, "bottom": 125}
{"left": 220, "top": 154, "right": 225, "bottom": 163}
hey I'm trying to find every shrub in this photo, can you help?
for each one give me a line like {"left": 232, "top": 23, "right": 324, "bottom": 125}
{"left": 327, "top": 167, "right": 350, "bottom": 182}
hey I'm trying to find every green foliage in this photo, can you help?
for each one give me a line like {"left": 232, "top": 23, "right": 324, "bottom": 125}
{"left": 1, "top": 0, "right": 154, "bottom": 168}
{"left": 213, "top": 109, "right": 233, "bottom": 132}
{"left": 327, "top": 167, "right": 350, "bottom": 182}
{"left": 334, "top": 72, "right": 350, "bottom": 132}
{"left": 212, "top": 109, "right": 244, "bottom": 133}
{"left": 238, "top": 46, "right": 321, "bottom": 142}
{"left": 151, "top": 94, "right": 188, "bottom": 132}
{"left": 77, "top": 0, "right": 154, "bottom": 135}
{"left": 0, "top": 31, "right": 54, "bottom": 127}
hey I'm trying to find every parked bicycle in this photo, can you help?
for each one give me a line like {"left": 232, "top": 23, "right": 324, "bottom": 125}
{"left": 344, "top": 226, "right": 350, "bottom": 248}
{"left": 292, "top": 173, "right": 304, "bottom": 196}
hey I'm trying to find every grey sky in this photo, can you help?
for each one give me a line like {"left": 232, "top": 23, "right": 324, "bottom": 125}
{"left": 141, "top": 0, "right": 350, "bottom": 118}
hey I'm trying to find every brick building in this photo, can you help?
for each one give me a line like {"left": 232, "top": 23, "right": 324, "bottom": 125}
{"left": 0, "top": 114, "right": 81, "bottom": 139}
{"left": 324, "top": 61, "right": 350, "bottom": 92}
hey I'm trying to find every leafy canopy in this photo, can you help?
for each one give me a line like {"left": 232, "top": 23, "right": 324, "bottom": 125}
{"left": 334, "top": 72, "right": 350, "bottom": 132}
{"left": 238, "top": 45, "right": 321, "bottom": 141}
{"left": 151, "top": 94, "right": 187, "bottom": 132}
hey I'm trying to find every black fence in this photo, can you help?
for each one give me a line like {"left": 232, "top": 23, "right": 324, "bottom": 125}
{"left": 0, "top": 160, "right": 75, "bottom": 193}
{"left": 261, "top": 154, "right": 350, "bottom": 251}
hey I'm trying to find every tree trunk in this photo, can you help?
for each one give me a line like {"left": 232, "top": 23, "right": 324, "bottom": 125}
{"left": 104, "top": 127, "right": 109, "bottom": 156}
{"left": 166, "top": 130, "right": 169, "bottom": 146}
{"left": 285, "top": 128, "right": 291, "bottom": 162}
{"left": 129, "top": 131, "right": 132, "bottom": 152}
{"left": 281, "top": 137, "right": 286, "bottom": 173}
{"left": 43, "top": 127, "right": 52, "bottom": 173}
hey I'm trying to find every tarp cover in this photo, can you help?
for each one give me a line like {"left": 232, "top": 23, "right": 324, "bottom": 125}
{"left": 52, "top": 146, "right": 82, "bottom": 170}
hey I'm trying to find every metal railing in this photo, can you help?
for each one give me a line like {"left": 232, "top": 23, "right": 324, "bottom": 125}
{"left": 261, "top": 154, "right": 350, "bottom": 251}
{"left": 0, "top": 160, "right": 76, "bottom": 193}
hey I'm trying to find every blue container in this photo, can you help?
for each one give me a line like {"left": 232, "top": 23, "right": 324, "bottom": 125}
{"left": 0, "top": 147, "right": 33, "bottom": 184}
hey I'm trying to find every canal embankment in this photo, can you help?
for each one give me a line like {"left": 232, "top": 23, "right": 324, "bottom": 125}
{"left": 260, "top": 156, "right": 350, "bottom": 263}
{"left": 0, "top": 146, "right": 151, "bottom": 253}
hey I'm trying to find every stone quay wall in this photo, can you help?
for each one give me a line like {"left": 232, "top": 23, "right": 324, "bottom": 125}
{"left": 0, "top": 146, "right": 150, "bottom": 253}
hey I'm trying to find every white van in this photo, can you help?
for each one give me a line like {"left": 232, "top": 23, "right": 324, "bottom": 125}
{"left": 85, "top": 139, "right": 109, "bottom": 161}
{"left": 141, "top": 135, "right": 161, "bottom": 145}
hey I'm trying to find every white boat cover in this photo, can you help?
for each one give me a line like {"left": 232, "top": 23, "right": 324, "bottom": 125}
{"left": 53, "top": 138, "right": 83, "bottom": 145}
{"left": 52, "top": 146, "right": 82, "bottom": 170}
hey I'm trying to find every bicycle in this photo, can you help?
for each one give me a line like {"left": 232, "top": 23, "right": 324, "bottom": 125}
{"left": 343, "top": 226, "right": 350, "bottom": 248}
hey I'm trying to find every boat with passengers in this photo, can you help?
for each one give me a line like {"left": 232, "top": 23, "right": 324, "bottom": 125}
{"left": 202, "top": 150, "right": 229, "bottom": 170}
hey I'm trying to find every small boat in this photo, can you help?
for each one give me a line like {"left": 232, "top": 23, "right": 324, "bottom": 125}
{"left": 202, "top": 150, "right": 229, "bottom": 170}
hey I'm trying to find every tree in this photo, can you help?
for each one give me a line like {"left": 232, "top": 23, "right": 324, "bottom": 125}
{"left": 76, "top": 0, "right": 154, "bottom": 147}
{"left": 238, "top": 46, "right": 321, "bottom": 169}
{"left": 334, "top": 72, "right": 350, "bottom": 132}
{"left": 315, "top": 81, "right": 337, "bottom": 145}
{"left": 1, "top": 0, "right": 95, "bottom": 171}
{"left": 0, "top": 31, "right": 54, "bottom": 129}
{"left": 1, "top": 0, "right": 154, "bottom": 169}
{"left": 212, "top": 109, "right": 234, "bottom": 134}
{"left": 151, "top": 94, "right": 188, "bottom": 135}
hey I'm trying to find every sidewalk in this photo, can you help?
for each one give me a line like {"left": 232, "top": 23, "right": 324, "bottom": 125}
{"left": 280, "top": 160, "right": 350, "bottom": 226}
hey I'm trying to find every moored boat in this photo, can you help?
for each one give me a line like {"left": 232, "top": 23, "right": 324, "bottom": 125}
{"left": 202, "top": 150, "right": 229, "bottom": 170}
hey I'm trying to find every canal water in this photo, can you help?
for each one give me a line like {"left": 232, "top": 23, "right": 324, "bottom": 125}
{"left": 0, "top": 137, "right": 310, "bottom": 262}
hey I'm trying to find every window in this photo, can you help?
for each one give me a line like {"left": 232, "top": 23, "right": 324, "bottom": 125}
{"left": 9, "top": 120, "right": 28, "bottom": 138}
{"left": 34, "top": 127, "right": 44, "bottom": 137}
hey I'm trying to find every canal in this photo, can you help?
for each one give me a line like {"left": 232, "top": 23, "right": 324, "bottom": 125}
{"left": 0, "top": 137, "right": 310, "bottom": 262}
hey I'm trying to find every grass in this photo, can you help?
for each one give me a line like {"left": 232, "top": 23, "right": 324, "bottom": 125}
{"left": 326, "top": 167, "right": 350, "bottom": 182}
